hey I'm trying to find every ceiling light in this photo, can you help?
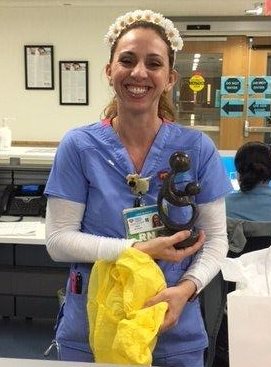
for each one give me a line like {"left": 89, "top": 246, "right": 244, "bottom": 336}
{"left": 245, "top": 2, "right": 263, "bottom": 15}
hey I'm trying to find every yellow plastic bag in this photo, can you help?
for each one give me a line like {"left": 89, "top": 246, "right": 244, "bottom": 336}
{"left": 87, "top": 247, "right": 168, "bottom": 365}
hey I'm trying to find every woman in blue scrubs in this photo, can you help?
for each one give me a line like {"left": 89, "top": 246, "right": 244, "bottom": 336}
{"left": 45, "top": 9, "right": 232, "bottom": 367}
{"left": 226, "top": 141, "right": 271, "bottom": 220}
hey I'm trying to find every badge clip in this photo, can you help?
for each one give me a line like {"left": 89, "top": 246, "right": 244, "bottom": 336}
{"left": 126, "top": 174, "right": 151, "bottom": 195}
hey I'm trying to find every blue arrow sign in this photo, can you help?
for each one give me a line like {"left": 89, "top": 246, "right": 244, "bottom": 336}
{"left": 221, "top": 99, "right": 244, "bottom": 117}
{"left": 248, "top": 76, "right": 271, "bottom": 95}
{"left": 247, "top": 98, "right": 271, "bottom": 117}
{"left": 221, "top": 76, "right": 245, "bottom": 95}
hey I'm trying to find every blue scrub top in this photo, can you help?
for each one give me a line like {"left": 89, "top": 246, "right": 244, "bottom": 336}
{"left": 45, "top": 120, "right": 232, "bottom": 357}
{"left": 226, "top": 184, "right": 271, "bottom": 221}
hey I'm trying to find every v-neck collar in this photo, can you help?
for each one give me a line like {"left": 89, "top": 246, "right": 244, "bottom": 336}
{"left": 101, "top": 119, "right": 170, "bottom": 176}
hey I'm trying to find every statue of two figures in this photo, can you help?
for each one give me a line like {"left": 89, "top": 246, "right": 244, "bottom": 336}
{"left": 157, "top": 151, "right": 200, "bottom": 249}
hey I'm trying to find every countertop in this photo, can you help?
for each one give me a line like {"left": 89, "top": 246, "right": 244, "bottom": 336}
{"left": 0, "top": 147, "right": 56, "bottom": 165}
{"left": 0, "top": 217, "right": 45, "bottom": 245}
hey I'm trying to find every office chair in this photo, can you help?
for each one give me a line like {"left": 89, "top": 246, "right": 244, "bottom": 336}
{"left": 200, "top": 217, "right": 271, "bottom": 367}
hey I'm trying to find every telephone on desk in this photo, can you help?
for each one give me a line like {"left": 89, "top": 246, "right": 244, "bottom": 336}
{"left": 0, "top": 184, "right": 47, "bottom": 218}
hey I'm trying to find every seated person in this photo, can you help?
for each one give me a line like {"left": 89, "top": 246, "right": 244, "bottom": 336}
{"left": 214, "top": 141, "right": 271, "bottom": 366}
{"left": 226, "top": 141, "right": 271, "bottom": 221}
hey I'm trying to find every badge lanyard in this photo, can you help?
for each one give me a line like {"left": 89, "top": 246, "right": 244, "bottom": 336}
{"left": 123, "top": 174, "right": 165, "bottom": 240}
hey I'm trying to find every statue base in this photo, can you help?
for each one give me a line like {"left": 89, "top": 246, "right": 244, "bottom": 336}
{"left": 157, "top": 228, "right": 199, "bottom": 249}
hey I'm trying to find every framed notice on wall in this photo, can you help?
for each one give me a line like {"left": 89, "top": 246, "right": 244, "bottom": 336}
{"left": 24, "top": 45, "right": 54, "bottom": 89}
{"left": 59, "top": 61, "right": 89, "bottom": 105}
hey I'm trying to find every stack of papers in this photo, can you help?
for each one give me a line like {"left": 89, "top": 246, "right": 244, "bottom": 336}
{"left": 0, "top": 221, "right": 40, "bottom": 236}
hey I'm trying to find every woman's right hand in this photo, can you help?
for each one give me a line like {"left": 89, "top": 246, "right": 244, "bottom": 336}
{"left": 133, "top": 230, "right": 205, "bottom": 262}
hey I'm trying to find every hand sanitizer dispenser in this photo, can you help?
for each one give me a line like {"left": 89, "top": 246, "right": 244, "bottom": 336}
{"left": 0, "top": 118, "right": 12, "bottom": 150}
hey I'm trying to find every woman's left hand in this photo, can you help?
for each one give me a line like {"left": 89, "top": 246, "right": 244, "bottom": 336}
{"left": 144, "top": 279, "right": 197, "bottom": 333}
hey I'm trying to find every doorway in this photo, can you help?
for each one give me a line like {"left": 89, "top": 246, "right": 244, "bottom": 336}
{"left": 174, "top": 36, "right": 271, "bottom": 150}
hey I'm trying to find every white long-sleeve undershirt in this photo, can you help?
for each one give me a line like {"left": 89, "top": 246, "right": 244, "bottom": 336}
{"left": 182, "top": 197, "right": 228, "bottom": 291}
{"left": 45, "top": 196, "right": 228, "bottom": 289}
{"left": 45, "top": 197, "right": 136, "bottom": 262}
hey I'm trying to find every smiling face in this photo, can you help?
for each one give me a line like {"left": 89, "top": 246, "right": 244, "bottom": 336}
{"left": 106, "top": 27, "right": 177, "bottom": 117}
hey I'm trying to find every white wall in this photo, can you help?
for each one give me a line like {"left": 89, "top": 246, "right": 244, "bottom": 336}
{"left": 0, "top": 6, "right": 131, "bottom": 142}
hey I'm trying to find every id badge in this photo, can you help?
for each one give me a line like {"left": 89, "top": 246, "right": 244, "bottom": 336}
{"left": 123, "top": 204, "right": 165, "bottom": 241}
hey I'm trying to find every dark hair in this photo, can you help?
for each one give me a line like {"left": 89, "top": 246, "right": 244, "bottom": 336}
{"left": 235, "top": 141, "right": 271, "bottom": 192}
{"left": 152, "top": 214, "right": 162, "bottom": 227}
{"left": 104, "top": 21, "right": 176, "bottom": 121}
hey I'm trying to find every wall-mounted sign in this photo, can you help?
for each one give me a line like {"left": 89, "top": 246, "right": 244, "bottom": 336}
{"left": 248, "top": 76, "right": 271, "bottom": 95}
{"left": 189, "top": 74, "right": 205, "bottom": 92}
{"left": 221, "top": 98, "right": 244, "bottom": 117}
{"left": 59, "top": 61, "right": 89, "bottom": 105}
{"left": 221, "top": 76, "right": 245, "bottom": 95}
{"left": 24, "top": 45, "right": 54, "bottom": 90}
{"left": 247, "top": 98, "right": 271, "bottom": 117}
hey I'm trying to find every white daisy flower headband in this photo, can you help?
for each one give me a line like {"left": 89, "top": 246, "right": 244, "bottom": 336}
{"left": 104, "top": 9, "right": 183, "bottom": 52}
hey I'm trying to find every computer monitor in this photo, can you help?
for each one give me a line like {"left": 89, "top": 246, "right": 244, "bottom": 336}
{"left": 219, "top": 150, "right": 239, "bottom": 191}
